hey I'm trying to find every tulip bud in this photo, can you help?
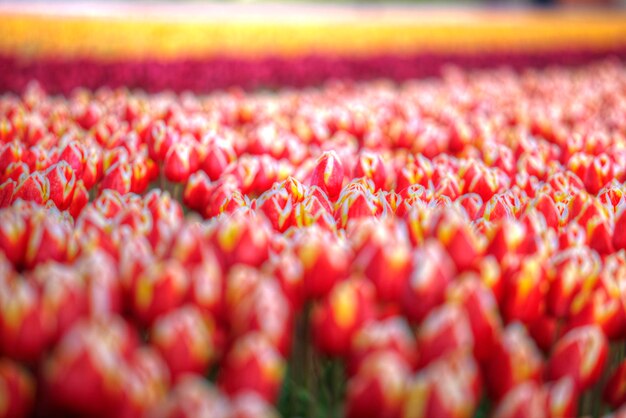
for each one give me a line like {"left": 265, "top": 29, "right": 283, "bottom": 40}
{"left": 501, "top": 256, "right": 547, "bottom": 324}
{"left": 0, "top": 358, "right": 35, "bottom": 418}
{"left": 546, "top": 325, "right": 608, "bottom": 392}
{"left": 202, "top": 136, "right": 237, "bottom": 181}
{"left": 99, "top": 161, "right": 132, "bottom": 196}
{"left": 416, "top": 304, "right": 474, "bottom": 368}
{"left": 189, "top": 256, "right": 225, "bottom": 324}
{"left": 403, "top": 352, "right": 480, "bottom": 418}
{"left": 68, "top": 179, "right": 89, "bottom": 219}
{"left": 351, "top": 221, "right": 412, "bottom": 304}
{"left": 231, "top": 391, "right": 279, "bottom": 418}
{"left": 117, "top": 347, "right": 170, "bottom": 418}
{"left": 156, "top": 375, "right": 231, "bottom": 418}
{"left": 24, "top": 210, "right": 71, "bottom": 269}
{"left": 0, "top": 180, "right": 15, "bottom": 208}
{"left": 348, "top": 316, "right": 417, "bottom": 376}
{"left": 164, "top": 141, "right": 200, "bottom": 183}
{"left": 354, "top": 151, "right": 387, "bottom": 191}
{"left": 0, "top": 278, "right": 54, "bottom": 364}
{"left": 310, "top": 151, "right": 344, "bottom": 200}
{"left": 147, "top": 120, "right": 177, "bottom": 162}
{"left": 402, "top": 240, "right": 455, "bottom": 324}
{"left": 183, "top": 171, "right": 212, "bottom": 213}
{"left": 484, "top": 323, "right": 544, "bottom": 400}
{"left": 257, "top": 188, "right": 295, "bottom": 232}
{"left": 219, "top": 332, "right": 285, "bottom": 403}
{"left": 0, "top": 142, "right": 24, "bottom": 175}
{"left": 311, "top": 278, "right": 376, "bottom": 357}
{"left": 0, "top": 209, "right": 27, "bottom": 267}
{"left": 45, "top": 161, "right": 76, "bottom": 210}
{"left": 492, "top": 381, "right": 548, "bottom": 418}
{"left": 434, "top": 209, "right": 484, "bottom": 272}
{"left": 45, "top": 317, "right": 138, "bottom": 416}
{"left": 213, "top": 211, "right": 270, "bottom": 268}
{"left": 294, "top": 227, "right": 350, "bottom": 299}
{"left": 546, "top": 377, "right": 578, "bottom": 418}
{"left": 30, "top": 261, "right": 88, "bottom": 344}
{"left": 345, "top": 351, "right": 410, "bottom": 418}
{"left": 58, "top": 141, "right": 86, "bottom": 179}
{"left": 130, "top": 259, "right": 190, "bottom": 326}
{"left": 446, "top": 275, "right": 502, "bottom": 362}
{"left": 151, "top": 305, "right": 216, "bottom": 380}
{"left": 613, "top": 205, "right": 626, "bottom": 251}
{"left": 12, "top": 172, "right": 49, "bottom": 205}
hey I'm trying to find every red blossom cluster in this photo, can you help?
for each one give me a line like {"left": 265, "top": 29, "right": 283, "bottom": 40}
{"left": 1, "top": 60, "right": 626, "bottom": 417}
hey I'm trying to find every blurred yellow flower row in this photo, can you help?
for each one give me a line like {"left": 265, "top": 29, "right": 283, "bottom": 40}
{"left": 0, "top": 9, "right": 625, "bottom": 61}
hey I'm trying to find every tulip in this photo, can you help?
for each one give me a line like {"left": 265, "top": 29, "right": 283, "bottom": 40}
{"left": 130, "top": 259, "right": 190, "bottom": 326}
{"left": 155, "top": 375, "right": 231, "bottom": 418}
{"left": 546, "top": 325, "right": 608, "bottom": 392}
{"left": 402, "top": 240, "right": 455, "bottom": 324}
{"left": 44, "top": 317, "right": 138, "bottom": 416}
{"left": 446, "top": 275, "right": 502, "bottom": 362}
{"left": 230, "top": 391, "right": 279, "bottom": 418}
{"left": 116, "top": 347, "right": 170, "bottom": 418}
{"left": 0, "top": 358, "right": 35, "bottom": 418}
{"left": 311, "top": 278, "right": 376, "bottom": 357}
{"left": 151, "top": 305, "right": 216, "bottom": 380}
{"left": 0, "top": 209, "right": 27, "bottom": 267}
{"left": 345, "top": 351, "right": 411, "bottom": 418}
{"left": 416, "top": 304, "right": 474, "bottom": 368}
{"left": 403, "top": 352, "right": 480, "bottom": 418}
{"left": 492, "top": 381, "right": 548, "bottom": 418}
{"left": 294, "top": 227, "right": 350, "bottom": 299}
{"left": 484, "top": 323, "right": 544, "bottom": 400}
{"left": 309, "top": 151, "right": 344, "bottom": 200}
{"left": 348, "top": 316, "right": 417, "bottom": 376}
{"left": 12, "top": 172, "right": 49, "bottom": 205}
{"left": 218, "top": 332, "right": 285, "bottom": 403}
{"left": 164, "top": 141, "right": 200, "bottom": 183}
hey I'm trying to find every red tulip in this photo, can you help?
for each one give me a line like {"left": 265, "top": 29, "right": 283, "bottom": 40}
{"left": 99, "top": 161, "right": 133, "bottom": 196}
{"left": 130, "top": 259, "right": 190, "bottom": 326}
{"left": 484, "top": 323, "right": 544, "bottom": 400}
{"left": 416, "top": 304, "right": 474, "bottom": 368}
{"left": 218, "top": 332, "right": 285, "bottom": 403}
{"left": 164, "top": 141, "right": 200, "bottom": 183}
{"left": 12, "top": 172, "right": 49, "bottom": 205}
{"left": 183, "top": 170, "right": 212, "bottom": 213}
{"left": 546, "top": 325, "right": 608, "bottom": 392}
{"left": 202, "top": 135, "right": 237, "bottom": 181}
{"left": 151, "top": 305, "right": 216, "bottom": 380}
{"left": 0, "top": 209, "right": 27, "bottom": 267}
{"left": 446, "top": 275, "right": 502, "bottom": 362}
{"left": 0, "top": 180, "right": 16, "bottom": 208}
{"left": 0, "top": 358, "right": 36, "bottom": 418}
{"left": 545, "top": 377, "right": 578, "bottom": 418}
{"left": 44, "top": 316, "right": 138, "bottom": 416}
{"left": 230, "top": 391, "right": 279, "bottom": 418}
{"left": 492, "top": 381, "right": 548, "bottom": 418}
{"left": 348, "top": 316, "right": 417, "bottom": 376}
{"left": 294, "top": 227, "right": 350, "bottom": 299}
{"left": 345, "top": 351, "right": 411, "bottom": 418}
{"left": 311, "top": 278, "right": 376, "bottom": 357}
{"left": 155, "top": 375, "right": 231, "bottom": 418}
{"left": 116, "top": 347, "right": 170, "bottom": 418}
{"left": 402, "top": 240, "right": 455, "bottom": 324}
{"left": 403, "top": 352, "right": 480, "bottom": 418}
{"left": 309, "top": 151, "right": 344, "bottom": 200}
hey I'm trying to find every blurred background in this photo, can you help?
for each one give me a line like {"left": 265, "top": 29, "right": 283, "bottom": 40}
{"left": 0, "top": 1, "right": 625, "bottom": 94}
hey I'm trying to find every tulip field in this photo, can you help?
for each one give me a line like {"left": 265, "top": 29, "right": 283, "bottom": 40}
{"left": 2, "top": 4, "right": 626, "bottom": 418}
{"left": 1, "top": 59, "right": 626, "bottom": 418}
